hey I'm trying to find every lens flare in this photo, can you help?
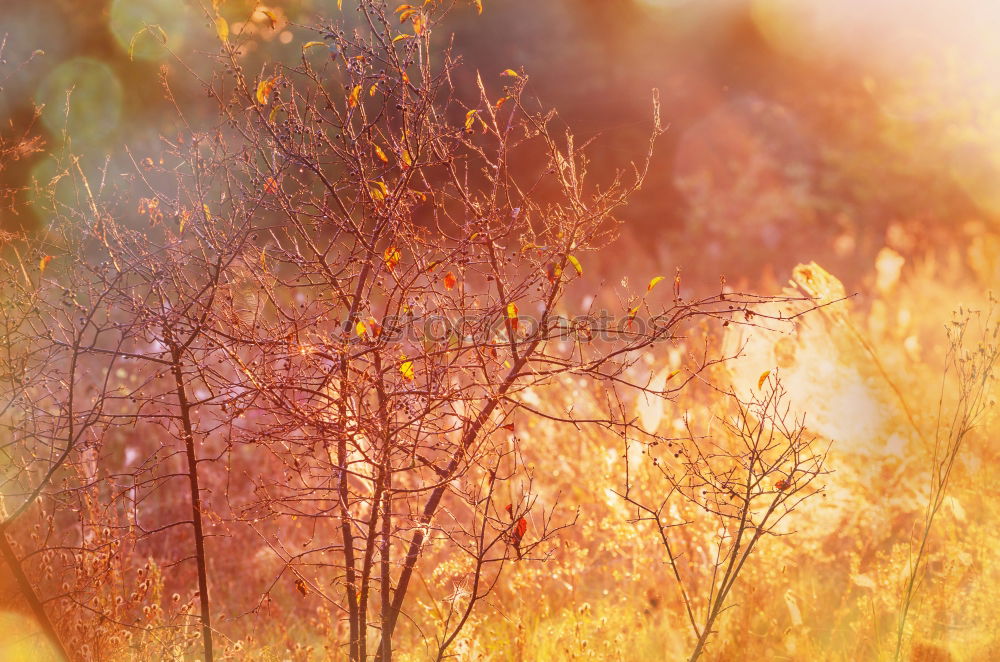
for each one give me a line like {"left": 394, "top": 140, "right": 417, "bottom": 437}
{"left": 109, "top": 0, "right": 190, "bottom": 61}
{"left": 0, "top": 612, "right": 64, "bottom": 662}
{"left": 35, "top": 57, "right": 122, "bottom": 142}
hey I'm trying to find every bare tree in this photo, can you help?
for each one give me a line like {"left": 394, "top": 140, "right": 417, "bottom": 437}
{"left": 620, "top": 375, "right": 830, "bottom": 662}
{"left": 893, "top": 300, "right": 1000, "bottom": 660}
{"left": 1, "top": 3, "right": 803, "bottom": 661}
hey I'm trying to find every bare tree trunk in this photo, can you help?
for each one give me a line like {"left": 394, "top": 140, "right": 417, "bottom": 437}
{"left": 337, "top": 405, "right": 361, "bottom": 661}
{"left": 379, "top": 479, "right": 392, "bottom": 662}
{"left": 170, "top": 356, "right": 214, "bottom": 662}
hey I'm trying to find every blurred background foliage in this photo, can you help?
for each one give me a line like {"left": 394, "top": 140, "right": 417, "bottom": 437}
{"left": 4, "top": 0, "right": 1000, "bottom": 289}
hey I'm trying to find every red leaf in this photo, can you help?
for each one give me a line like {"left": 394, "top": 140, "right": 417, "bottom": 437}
{"left": 514, "top": 517, "right": 527, "bottom": 541}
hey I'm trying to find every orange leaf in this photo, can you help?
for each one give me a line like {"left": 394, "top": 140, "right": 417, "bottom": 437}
{"left": 373, "top": 144, "right": 389, "bottom": 162}
{"left": 500, "top": 68, "right": 518, "bottom": 78}
{"left": 263, "top": 176, "right": 279, "bottom": 194}
{"left": 757, "top": 370, "right": 771, "bottom": 390}
{"left": 507, "top": 302, "right": 519, "bottom": 331}
{"left": 474, "top": 0, "right": 483, "bottom": 14}
{"left": 464, "top": 109, "right": 478, "bottom": 131}
{"left": 384, "top": 246, "right": 401, "bottom": 271}
{"left": 256, "top": 77, "right": 277, "bottom": 105}
{"left": 39, "top": 255, "right": 53, "bottom": 273}
{"left": 443, "top": 271, "right": 457, "bottom": 290}
{"left": 626, "top": 305, "right": 640, "bottom": 328}
{"left": 295, "top": 579, "right": 310, "bottom": 596}
{"left": 348, "top": 85, "right": 361, "bottom": 108}
{"left": 261, "top": 8, "right": 278, "bottom": 29}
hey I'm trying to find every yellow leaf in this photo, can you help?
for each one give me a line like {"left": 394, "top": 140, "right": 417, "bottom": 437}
{"left": 260, "top": 248, "right": 267, "bottom": 270}
{"left": 268, "top": 104, "right": 280, "bottom": 124}
{"left": 474, "top": 0, "right": 483, "bottom": 14}
{"left": 647, "top": 276, "right": 665, "bottom": 292}
{"left": 179, "top": 210, "right": 190, "bottom": 234}
{"left": 567, "top": 254, "right": 583, "bottom": 275}
{"left": 507, "top": 302, "right": 519, "bottom": 331}
{"left": 400, "top": 359, "right": 415, "bottom": 380}
{"left": 757, "top": 370, "right": 771, "bottom": 390}
{"left": 668, "top": 368, "right": 681, "bottom": 380}
{"left": 395, "top": 3, "right": 414, "bottom": 12}
{"left": 369, "top": 83, "right": 378, "bottom": 96}
{"left": 368, "top": 180, "right": 388, "bottom": 202}
{"left": 302, "top": 41, "right": 326, "bottom": 51}
{"left": 338, "top": 0, "right": 342, "bottom": 9}
{"left": 443, "top": 271, "right": 457, "bottom": 290}
{"left": 398, "top": 8, "right": 417, "bottom": 21}
{"left": 356, "top": 320, "right": 367, "bottom": 338}
{"left": 348, "top": 85, "right": 361, "bottom": 108}
{"left": 215, "top": 16, "right": 229, "bottom": 44}
{"left": 412, "top": 13, "right": 425, "bottom": 36}
{"left": 501, "top": 68, "right": 518, "bottom": 78}
{"left": 256, "top": 77, "right": 276, "bottom": 105}
{"left": 384, "top": 246, "right": 401, "bottom": 271}
{"left": 203, "top": 204, "right": 212, "bottom": 221}
{"left": 374, "top": 144, "right": 389, "bottom": 162}
{"left": 401, "top": 148, "right": 413, "bottom": 168}
{"left": 393, "top": 34, "right": 413, "bottom": 43}
{"left": 39, "top": 255, "right": 52, "bottom": 273}
{"left": 464, "top": 109, "right": 478, "bottom": 131}
{"left": 261, "top": 9, "right": 278, "bottom": 29}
